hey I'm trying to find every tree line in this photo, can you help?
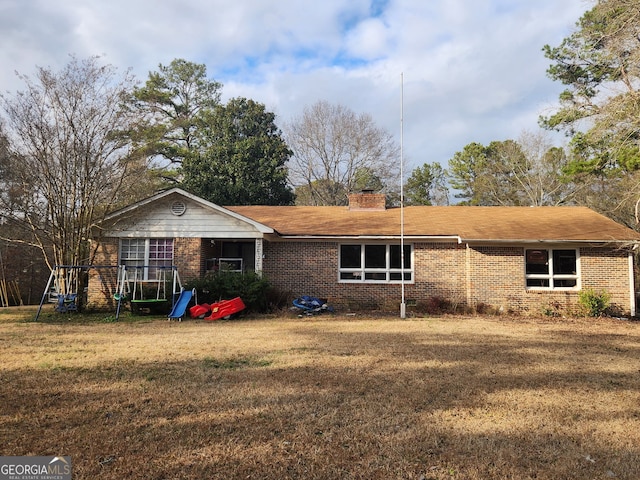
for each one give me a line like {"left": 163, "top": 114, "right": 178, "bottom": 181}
{"left": 0, "top": 0, "right": 638, "bottom": 269}
{"left": 0, "top": 56, "right": 403, "bottom": 268}
{"left": 414, "top": 0, "right": 640, "bottom": 232}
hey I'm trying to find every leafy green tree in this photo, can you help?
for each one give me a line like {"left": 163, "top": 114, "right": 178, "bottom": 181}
{"left": 405, "top": 162, "right": 449, "bottom": 205}
{"left": 447, "top": 134, "right": 575, "bottom": 206}
{"left": 352, "top": 167, "right": 385, "bottom": 193}
{"left": 564, "top": 132, "right": 640, "bottom": 227}
{"left": 447, "top": 142, "right": 489, "bottom": 205}
{"left": 541, "top": 1, "right": 640, "bottom": 172}
{"left": 132, "top": 58, "right": 222, "bottom": 168}
{"left": 180, "top": 97, "right": 294, "bottom": 205}
{"left": 542, "top": 1, "right": 640, "bottom": 224}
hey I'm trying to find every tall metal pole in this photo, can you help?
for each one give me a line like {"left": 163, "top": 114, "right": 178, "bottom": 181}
{"left": 400, "top": 73, "right": 406, "bottom": 319}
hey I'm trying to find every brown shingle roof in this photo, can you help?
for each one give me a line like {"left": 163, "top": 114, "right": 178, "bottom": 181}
{"left": 227, "top": 205, "right": 640, "bottom": 242}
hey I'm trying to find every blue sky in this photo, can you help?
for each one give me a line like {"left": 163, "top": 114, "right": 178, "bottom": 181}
{"left": 0, "top": 0, "right": 591, "bottom": 174}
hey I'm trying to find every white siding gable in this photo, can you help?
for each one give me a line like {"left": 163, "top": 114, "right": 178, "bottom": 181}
{"left": 102, "top": 197, "right": 266, "bottom": 239}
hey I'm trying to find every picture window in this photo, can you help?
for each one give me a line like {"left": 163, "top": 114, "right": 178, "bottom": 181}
{"left": 525, "top": 249, "right": 578, "bottom": 289}
{"left": 339, "top": 243, "right": 412, "bottom": 283}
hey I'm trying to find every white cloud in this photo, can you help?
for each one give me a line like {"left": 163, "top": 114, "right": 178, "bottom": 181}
{"left": 345, "top": 18, "right": 392, "bottom": 60}
{"left": 0, "top": 0, "right": 590, "bottom": 172}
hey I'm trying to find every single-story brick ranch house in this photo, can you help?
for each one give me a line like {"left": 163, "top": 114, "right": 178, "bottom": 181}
{"left": 88, "top": 187, "right": 640, "bottom": 316}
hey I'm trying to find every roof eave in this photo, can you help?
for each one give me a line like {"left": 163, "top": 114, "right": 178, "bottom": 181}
{"left": 461, "top": 238, "right": 640, "bottom": 245}
{"left": 269, "top": 235, "right": 463, "bottom": 242}
{"left": 270, "top": 235, "right": 639, "bottom": 244}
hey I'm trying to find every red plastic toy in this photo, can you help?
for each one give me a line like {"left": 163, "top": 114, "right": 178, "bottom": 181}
{"left": 189, "top": 303, "right": 210, "bottom": 319}
{"left": 204, "top": 297, "right": 246, "bottom": 321}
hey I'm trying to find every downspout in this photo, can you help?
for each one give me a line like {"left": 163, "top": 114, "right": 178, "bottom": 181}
{"left": 465, "top": 243, "right": 472, "bottom": 311}
{"left": 255, "top": 238, "right": 263, "bottom": 277}
{"left": 629, "top": 251, "right": 636, "bottom": 317}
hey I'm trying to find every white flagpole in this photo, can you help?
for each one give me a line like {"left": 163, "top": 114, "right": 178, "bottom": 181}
{"left": 400, "top": 72, "right": 406, "bottom": 319}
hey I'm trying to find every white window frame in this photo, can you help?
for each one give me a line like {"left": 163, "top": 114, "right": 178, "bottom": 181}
{"left": 119, "top": 238, "right": 174, "bottom": 281}
{"left": 524, "top": 248, "right": 580, "bottom": 290}
{"left": 339, "top": 243, "right": 414, "bottom": 283}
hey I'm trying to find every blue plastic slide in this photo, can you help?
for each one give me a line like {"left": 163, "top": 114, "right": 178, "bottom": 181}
{"left": 168, "top": 289, "right": 194, "bottom": 321}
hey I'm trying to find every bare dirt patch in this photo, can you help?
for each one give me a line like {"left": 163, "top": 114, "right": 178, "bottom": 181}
{"left": 1, "top": 309, "right": 639, "bottom": 479}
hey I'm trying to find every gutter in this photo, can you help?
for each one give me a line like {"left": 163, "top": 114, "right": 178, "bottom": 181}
{"left": 270, "top": 235, "right": 638, "bottom": 245}
{"left": 460, "top": 238, "right": 639, "bottom": 245}
{"left": 271, "top": 235, "right": 463, "bottom": 242}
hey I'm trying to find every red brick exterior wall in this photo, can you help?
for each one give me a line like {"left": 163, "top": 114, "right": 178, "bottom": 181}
{"left": 347, "top": 193, "right": 386, "bottom": 210}
{"left": 466, "top": 246, "right": 631, "bottom": 315}
{"left": 86, "top": 238, "right": 119, "bottom": 310}
{"left": 411, "top": 242, "right": 467, "bottom": 302}
{"left": 262, "top": 241, "right": 467, "bottom": 310}
{"left": 262, "top": 241, "right": 634, "bottom": 315}
{"left": 580, "top": 247, "right": 631, "bottom": 313}
{"left": 87, "top": 236, "right": 634, "bottom": 315}
{"left": 467, "top": 246, "right": 524, "bottom": 311}
{"left": 262, "top": 241, "right": 339, "bottom": 300}
{"left": 174, "top": 238, "right": 201, "bottom": 282}
{"left": 86, "top": 237, "right": 202, "bottom": 311}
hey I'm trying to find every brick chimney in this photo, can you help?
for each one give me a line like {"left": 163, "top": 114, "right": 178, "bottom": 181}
{"left": 348, "top": 190, "right": 387, "bottom": 211}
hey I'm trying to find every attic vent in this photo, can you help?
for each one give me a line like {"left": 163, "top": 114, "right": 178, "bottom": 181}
{"left": 170, "top": 201, "right": 186, "bottom": 216}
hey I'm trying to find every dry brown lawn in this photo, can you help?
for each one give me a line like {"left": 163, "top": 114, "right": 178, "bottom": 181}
{"left": 1, "top": 307, "right": 639, "bottom": 479}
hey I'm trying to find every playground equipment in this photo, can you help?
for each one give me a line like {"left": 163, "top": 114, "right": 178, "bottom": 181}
{"left": 0, "top": 279, "right": 22, "bottom": 307}
{"left": 114, "top": 265, "right": 182, "bottom": 317}
{"left": 187, "top": 297, "right": 246, "bottom": 321}
{"left": 35, "top": 264, "right": 183, "bottom": 321}
{"left": 167, "top": 288, "right": 197, "bottom": 321}
{"left": 37, "top": 265, "right": 83, "bottom": 316}
{"left": 36, "top": 265, "right": 118, "bottom": 320}
{"left": 189, "top": 303, "right": 211, "bottom": 318}
{"left": 203, "top": 297, "right": 245, "bottom": 321}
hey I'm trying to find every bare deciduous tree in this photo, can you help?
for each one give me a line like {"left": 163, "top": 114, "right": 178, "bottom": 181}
{"left": 0, "top": 56, "right": 148, "bottom": 268}
{"left": 285, "top": 101, "right": 400, "bottom": 206}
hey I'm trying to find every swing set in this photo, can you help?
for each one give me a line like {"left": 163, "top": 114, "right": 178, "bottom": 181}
{"left": 35, "top": 264, "right": 182, "bottom": 321}
{"left": 36, "top": 265, "right": 99, "bottom": 320}
{"left": 114, "top": 265, "right": 182, "bottom": 317}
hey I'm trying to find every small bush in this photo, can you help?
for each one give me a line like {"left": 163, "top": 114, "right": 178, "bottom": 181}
{"left": 416, "top": 296, "right": 452, "bottom": 315}
{"left": 185, "top": 271, "right": 270, "bottom": 313}
{"left": 542, "top": 301, "right": 562, "bottom": 317}
{"left": 263, "top": 286, "right": 293, "bottom": 312}
{"left": 578, "top": 288, "right": 611, "bottom": 317}
{"left": 474, "top": 302, "right": 490, "bottom": 315}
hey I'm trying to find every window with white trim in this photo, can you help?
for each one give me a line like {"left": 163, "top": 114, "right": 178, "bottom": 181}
{"left": 120, "top": 239, "right": 174, "bottom": 280}
{"left": 339, "top": 244, "right": 413, "bottom": 282}
{"left": 525, "top": 249, "right": 579, "bottom": 289}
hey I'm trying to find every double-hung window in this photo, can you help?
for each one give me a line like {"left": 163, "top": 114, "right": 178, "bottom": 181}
{"left": 120, "top": 239, "right": 174, "bottom": 280}
{"left": 339, "top": 243, "right": 412, "bottom": 283}
{"left": 525, "top": 249, "right": 579, "bottom": 289}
